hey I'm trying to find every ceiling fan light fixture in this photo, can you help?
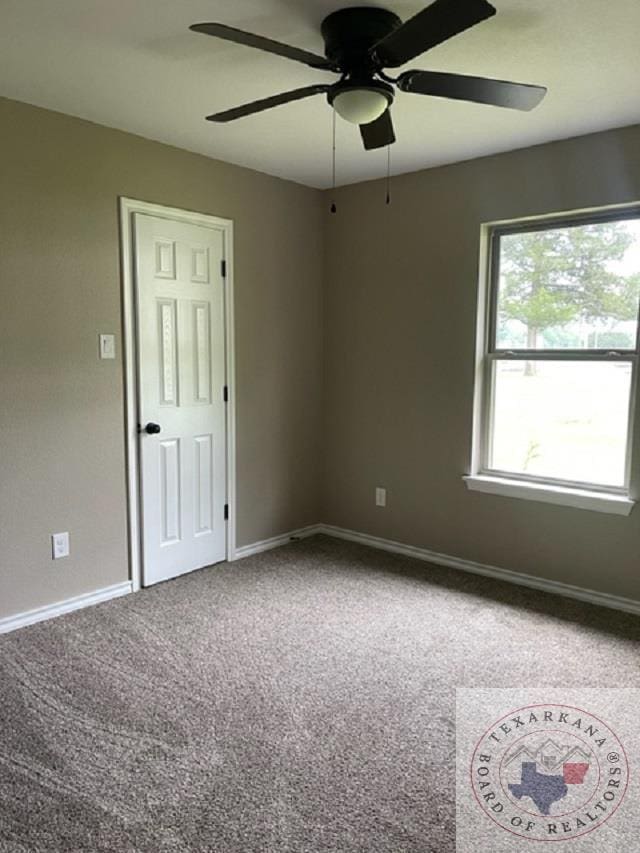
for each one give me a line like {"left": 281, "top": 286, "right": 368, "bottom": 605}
{"left": 193, "top": 2, "right": 547, "bottom": 151}
{"left": 331, "top": 87, "right": 391, "bottom": 125}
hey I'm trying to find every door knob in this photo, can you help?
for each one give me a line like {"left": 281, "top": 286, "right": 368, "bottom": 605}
{"left": 139, "top": 422, "right": 161, "bottom": 435}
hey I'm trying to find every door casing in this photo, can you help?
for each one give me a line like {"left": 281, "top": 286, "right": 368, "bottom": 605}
{"left": 119, "top": 197, "right": 236, "bottom": 591}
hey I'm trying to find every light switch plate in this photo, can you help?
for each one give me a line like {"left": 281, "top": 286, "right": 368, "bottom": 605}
{"left": 99, "top": 334, "right": 116, "bottom": 360}
{"left": 52, "top": 532, "right": 70, "bottom": 559}
{"left": 375, "top": 487, "right": 387, "bottom": 507}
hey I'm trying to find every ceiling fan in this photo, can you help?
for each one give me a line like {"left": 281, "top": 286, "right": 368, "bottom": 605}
{"left": 189, "top": 0, "right": 547, "bottom": 151}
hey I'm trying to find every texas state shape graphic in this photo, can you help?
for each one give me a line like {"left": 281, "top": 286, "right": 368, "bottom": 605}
{"left": 508, "top": 763, "right": 569, "bottom": 816}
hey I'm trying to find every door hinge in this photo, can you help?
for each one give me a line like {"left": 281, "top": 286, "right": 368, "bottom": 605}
{"left": 223, "top": 385, "right": 229, "bottom": 403}
{"left": 221, "top": 259, "right": 227, "bottom": 278}
{"left": 224, "top": 504, "right": 229, "bottom": 521}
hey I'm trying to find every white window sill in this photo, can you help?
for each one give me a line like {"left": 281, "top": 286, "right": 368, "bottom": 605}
{"left": 463, "top": 475, "right": 635, "bottom": 516}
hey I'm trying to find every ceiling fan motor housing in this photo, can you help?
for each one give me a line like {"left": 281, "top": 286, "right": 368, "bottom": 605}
{"left": 321, "top": 7, "right": 402, "bottom": 74}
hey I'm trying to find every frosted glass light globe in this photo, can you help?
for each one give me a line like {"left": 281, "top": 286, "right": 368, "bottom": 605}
{"left": 332, "top": 89, "right": 389, "bottom": 125}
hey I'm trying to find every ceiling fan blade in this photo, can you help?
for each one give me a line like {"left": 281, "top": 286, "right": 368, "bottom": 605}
{"left": 190, "top": 23, "right": 332, "bottom": 70}
{"left": 372, "top": 0, "right": 496, "bottom": 68}
{"left": 206, "top": 85, "right": 331, "bottom": 122}
{"left": 360, "top": 110, "right": 396, "bottom": 151}
{"left": 398, "top": 70, "right": 546, "bottom": 111}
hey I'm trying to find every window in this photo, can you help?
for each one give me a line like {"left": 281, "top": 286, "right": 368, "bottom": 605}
{"left": 467, "top": 208, "right": 640, "bottom": 514}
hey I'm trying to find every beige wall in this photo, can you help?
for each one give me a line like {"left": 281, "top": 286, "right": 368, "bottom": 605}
{"left": 2, "top": 94, "right": 639, "bottom": 623}
{"left": 322, "top": 124, "right": 640, "bottom": 602}
{"left": 0, "top": 97, "right": 324, "bottom": 619}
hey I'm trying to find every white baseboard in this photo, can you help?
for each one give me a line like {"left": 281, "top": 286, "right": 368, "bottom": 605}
{"left": 229, "top": 522, "right": 640, "bottom": 616}
{"left": 6, "top": 523, "right": 635, "bottom": 635}
{"left": 0, "top": 581, "right": 133, "bottom": 635}
{"left": 317, "top": 524, "right": 640, "bottom": 617}
{"left": 232, "top": 525, "right": 322, "bottom": 561}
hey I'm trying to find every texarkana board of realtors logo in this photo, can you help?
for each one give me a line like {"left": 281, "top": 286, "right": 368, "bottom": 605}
{"left": 469, "top": 703, "right": 628, "bottom": 842}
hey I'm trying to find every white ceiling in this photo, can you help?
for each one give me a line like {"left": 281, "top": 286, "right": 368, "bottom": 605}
{"left": 1, "top": 0, "right": 639, "bottom": 189}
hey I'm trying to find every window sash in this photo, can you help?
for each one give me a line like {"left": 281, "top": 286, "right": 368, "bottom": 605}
{"left": 488, "top": 210, "right": 640, "bottom": 356}
{"left": 479, "top": 354, "right": 637, "bottom": 494}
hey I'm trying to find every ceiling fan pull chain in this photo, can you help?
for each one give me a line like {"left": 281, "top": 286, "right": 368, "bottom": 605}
{"left": 331, "top": 108, "right": 337, "bottom": 214}
{"left": 386, "top": 144, "right": 391, "bottom": 206}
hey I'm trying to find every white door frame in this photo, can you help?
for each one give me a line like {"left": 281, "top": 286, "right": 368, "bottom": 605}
{"left": 119, "top": 197, "right": 237, "bottom": 591}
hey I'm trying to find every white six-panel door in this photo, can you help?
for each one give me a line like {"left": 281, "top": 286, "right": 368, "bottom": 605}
{"left": 134, "top": 213, "right": 227, "bottom": 586}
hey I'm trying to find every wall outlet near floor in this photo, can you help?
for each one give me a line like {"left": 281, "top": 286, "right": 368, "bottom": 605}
{"left": 375, "top": 487, "right": 387, "bottom": 507}
{"left": 51, "top": 532, "right": 70, "bottom": 559}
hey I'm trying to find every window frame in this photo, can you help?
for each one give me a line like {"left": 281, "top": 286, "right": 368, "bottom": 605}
{"left": 472, "top": 205, "right": 640, "bottom": 502}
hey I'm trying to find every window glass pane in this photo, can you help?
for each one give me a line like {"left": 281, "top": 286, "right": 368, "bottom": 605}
{"left": 495, "top": 218, "right": 640, "bottom": 350}
{"left": 489, "top": 361, "right": 632, "bottom": 487}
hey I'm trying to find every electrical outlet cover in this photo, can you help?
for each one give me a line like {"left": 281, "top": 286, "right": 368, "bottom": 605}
{"left": 52, "top": 532, "right": 70, "bottom": 559}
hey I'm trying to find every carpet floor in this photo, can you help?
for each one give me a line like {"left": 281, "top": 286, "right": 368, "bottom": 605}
{"left": 1, "top": 535, "right": 639, "bottom": 852}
